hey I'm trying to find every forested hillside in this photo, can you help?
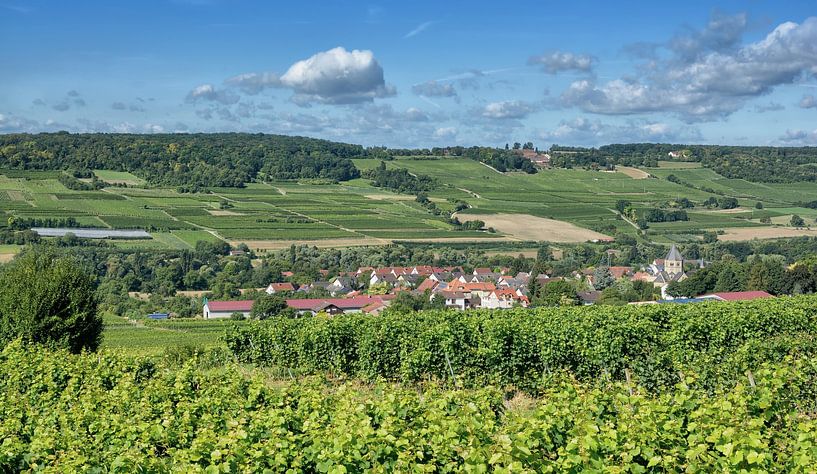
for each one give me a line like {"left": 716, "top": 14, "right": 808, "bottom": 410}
{"left": 3, "top": 134, "right": 816, "bottom": 189}
{"left": 0, "top": 133, "right": 364, "bottom": 188}
{"left": 550, "top": 143, "right": 817, "bottom": 182}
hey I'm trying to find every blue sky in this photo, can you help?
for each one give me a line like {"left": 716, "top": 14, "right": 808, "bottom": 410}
{"left": 2, "top": 0, "right": 817, "bottom": 148}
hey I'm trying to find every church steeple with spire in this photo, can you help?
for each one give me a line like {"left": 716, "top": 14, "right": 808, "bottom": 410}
{"left": 665, "top": 244, "right": 684, "bottom": 276}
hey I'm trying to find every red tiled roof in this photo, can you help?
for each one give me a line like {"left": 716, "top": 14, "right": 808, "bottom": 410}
{"left": 206, "top": 300, "right": 254, "bottom": 312}
{"left": 372, "top": 266, "right": 412, "bottom": 276}
{"left": 362, "top": 301, "right": 388, "bottom": 313}
{"left": 447, "top": 281, "right": 496, "bottom": 292}
{"left": 708, "top": 291, "right": 773, "bottom": 301}
{"left": 268, "top": 282, "right": 296, "bottom": 292}
{"left": 609, "top": 266, "right": 633, "bottom": 279}
{"left": 631, "top": 271, "right": 653, "bottom": 282}
{"left": 413, "top": 265, "right": 434, "bottom": 275}
{"left": 416, "top": 279, "right": 439, "bottom": 292}
{"left": 492, "top": 288, "right": 519, "bottom": 297}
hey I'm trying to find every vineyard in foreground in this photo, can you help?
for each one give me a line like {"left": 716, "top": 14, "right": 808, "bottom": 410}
{"left": 2, "top": 343, "right": 817, "bottom": 472}
{"left": 225, "top": 296, "right": 817, "bottom": 392}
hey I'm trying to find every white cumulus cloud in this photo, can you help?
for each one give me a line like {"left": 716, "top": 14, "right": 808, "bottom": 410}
{"left": 279, "top": 47, "right": 395, "bottom": 104}
{"left": 560, "top": 16, "right": 817, "bottom": 122}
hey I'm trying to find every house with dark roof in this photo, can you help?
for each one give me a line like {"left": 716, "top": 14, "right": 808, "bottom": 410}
{"left": 577, "top": 291, "right": 602, "bottom": 305}
{"left": 469, "top": 273, "right": 501, "bottom": 283}
{"left": 428, "top": 272, "right": 452, "bottom": 282}
{"left": 296, "top": 281, "right": 333, "bottom": 293}
{"left": 328, "top": 276, "right": 355, "bottom": 295}
{"left": 497, "top": 276, "right": 527, "bottom": 290}
{"left": 396, "top": 274, "right": 420, "bottom": 288}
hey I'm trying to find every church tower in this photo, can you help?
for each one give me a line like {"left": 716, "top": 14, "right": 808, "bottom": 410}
{"left": 665, "top": 244, "right": 684, "bottom": 276}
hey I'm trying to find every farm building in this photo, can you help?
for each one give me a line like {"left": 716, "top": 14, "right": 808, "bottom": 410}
{"left": 203, "top": 299, "right": 253, "bottom": 319}
{"left": 702, "top": 291, "right": 774, "bottom": 302}
{"left": 656, "top": 291, "right": 773, "bottom": 304}
{"left": 285, "top": 295, "right": 395, "bottom": 316}
{"left": 32, "top": 227, "right": 151, "bottom": 239}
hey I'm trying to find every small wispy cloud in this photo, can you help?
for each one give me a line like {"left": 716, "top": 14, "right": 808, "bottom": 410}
{"left": 1, "top": 3, "right": 32, "bottom": 13}
{"left": 433, "top": 67, "right": 519, "bottom": 83}
{"left": 404, "top": 21, "right": 433, "bottom": 39}
{"left": 418, "top": 95, "right": 442, "bottom": 109}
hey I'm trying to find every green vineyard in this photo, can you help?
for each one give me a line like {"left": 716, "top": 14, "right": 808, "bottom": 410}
{"left": 2, "top": 342, "right": 817, "bottom": 472}
{"left": 225, "top": 295, "right": 817, "bottom": 392}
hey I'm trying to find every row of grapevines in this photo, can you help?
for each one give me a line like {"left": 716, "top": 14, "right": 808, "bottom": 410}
{"left": 2, "top": 343, "right": 817, "bottom": 471}
{"left": 224, "top": 295, "right": 817, "bottom": 392}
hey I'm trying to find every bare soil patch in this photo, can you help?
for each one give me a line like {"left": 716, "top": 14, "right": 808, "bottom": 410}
{"left": 616, "top": 167, "right": 650, "bottom": 179}
{"left": 128, "top": 292, "right": 151, "bottom": 300}
{"left": 718, "top": 227, "right": 817, "bottom": 241}
{"left": 0, "top": 253, "right": 16, "bottom": 263}
{"left": 208, "top": 209, "right": 244, "bottom": 216}
{"left": 455, "top": 213, "right": 613, "bottom": 243}
{"left": 6, "top": 190, "right": 25, "bottom": 201}
{"left": 234, "top": 235, "right": 520, "bottom": 250}
{"left": 233, "top": 237, "right": 391, "bottom": 250}
{"left": 395, "top": 236, "right": 515, "bottom": 243}
{"left": 364, "top": 194, "right": 416, "bottom": 201}
{"left": 176, "top": 290, "right": 212, "bottom": 297}
{"left": 696, "top": 207, "right": 750, "bottom": 214}
{"left": 484, "top": 250, "right": 539, "bottom": 258}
